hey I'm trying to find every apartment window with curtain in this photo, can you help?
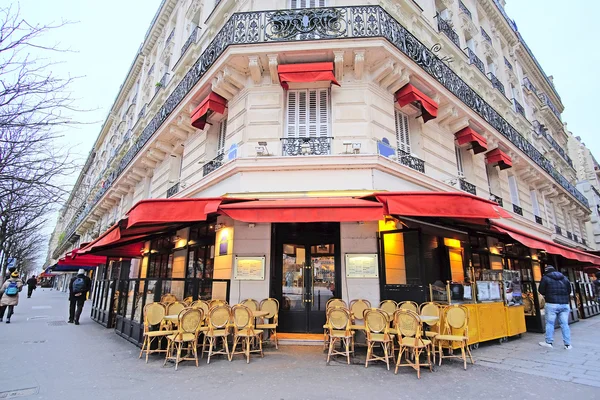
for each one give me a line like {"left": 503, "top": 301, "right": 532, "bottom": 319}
{"left": 291, "top": 0, "right": 326, "bottom": 8}
{"left": 455, "top": 145, "right": 465, "bottom": 177}
{"left": 508, "top": 175, "right": 520, "bottom": 206}
{"left": 395, "top": 110, "right": 411, "bottom": 155}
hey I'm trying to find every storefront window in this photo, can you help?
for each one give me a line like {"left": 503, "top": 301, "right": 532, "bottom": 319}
{"left": 383, "top": 231, "right": 420, "bottom": 284}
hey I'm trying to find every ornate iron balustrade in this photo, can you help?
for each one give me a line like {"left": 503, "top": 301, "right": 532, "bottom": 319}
{"left": 504, "top": 57, "right": 512, "bottom": 70}
{"left": 481, "top": 27, "right": 492, "bottom": 43}
{"left": 566, "top": 231, "right": 573, "bottom": 240}
{"left": 138, "top": 104, "right": 146, "bottom": 120}
{"left": 131, "top": 95, "right": 137, "bottom": 105}
{"left": 155, "top": 73, "right": 169, "bottom": 94}
{"left": 523, "top": 76, "right": 538, "bottom": 94}
{"left": 57, "top": 5, "right": 589, "bottom": 247}
{"left": 582, "top": 238, "right": 587, "bottom": 246}
{"left": 437, "top": 16, "right": 460, "bottom": 48}
{"left": 512, "top": 204, "right": 523, "bottom": 215}
{"left": 166, "top": 182, "right": 179, "bottom": 198}
{"left": 513, "top": 98, "right": 525, "bottom": 118}
{"left": 490, "top": 193, "right": 503, "bottom": 207}
{"left": 465, "top": 47, "right": 485, "bottom": 75}
{"left": 532, "top": 120, "right": 572, "bottom": 167}
{"left": 398, "top": 152, "right": 425, "bottom": 173}
{"left": 573, "top": 233, "right": 578, "bottom": 242}
{"left": 535, "top": 215, "right": 543, "bottom": 225}
{"left": 539, "top": 92, "right": 562, "bottom": 122}
{"left": 555, "top": 225, "right": 562, "bottom": 235}
{"left": 165, "top": 28, "right": 175, "bottom": 46}
{"left": 281, "top": 137, "right": 332, "bottom": 156}
{"left": 459, "top": 178, "right": 476, "bottom": 195}
{"left": 203, "top": 153, "right": 225, "bottom": 176}
{"left": 488, "top": 72, "right": 504, "bottom": 95}
{"left": 181, "top": 27, "right": 199, "bottom": 56}
{"left": 459, "top": 1, "right": 471, "bottom": 19}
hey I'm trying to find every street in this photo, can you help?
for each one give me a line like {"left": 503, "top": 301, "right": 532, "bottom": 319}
{"left": 0, "top": 289, "right": 598, "bottom": 400}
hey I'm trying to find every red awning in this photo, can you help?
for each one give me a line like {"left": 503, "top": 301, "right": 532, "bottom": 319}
{"left": 455, "top": 127, "right": 488, "bottom": 154}
{"left": 190, "top": 92, "right": 227, "bottom": 130}
{"left": 126, "top": 198, "right": 223, "bottom": 229}
{"left": 219, "top": 198, "right": 385, "bottom": 223}
{"left": 58, "top": 248, "right": 106, "bottom": 266}
{"left": 395, "top": 84, "right": 438, "bottom": 123}
{"left": 491, "top": 221, "right": 600, "bottom": 264}
{"left": 370, "top": 192, "right": 511, "bottom": 219}
{"left": 486, "top": 148, "right": 512, "bottom": 170}
{"left": 277, "top": 62, "right": 340, "bottom": 90}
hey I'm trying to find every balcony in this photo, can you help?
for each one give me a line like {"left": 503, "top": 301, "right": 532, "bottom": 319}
{"left": 583, "top": 238, "right": 587, "bottom": 246}
{"left": 459, "top": 178, "right": 476, "bottom": 195}
{"left": 181, "top": 27, "right": 199, "bottom": 56}
{"left": 488, "top": 72, "right": 505, "bottom": 95}
{"left": 165, "top": 28, "right": 175, "bottom": 47}
{"left": 566, "top": 231, "right": 573, "bottom": 240}
{"left": 202, "top": 153, "right": 225, "bottom": 176}
{"left": 398, "top": 151, "right": 425, "bottom": 173}
{"left": 512, "top": 98, "right": 525, "bottom": 118}
{"left": 437, "top": 16, "right": 461, "bottom": 48}
{"left": 155, "top": 73, "right": 169, "bottom": 95}
{"left": 490, "top": 193, "right": 503, "bottom": 207}
{"left": 481, "top": 27, "right": 492, "bottom": 43}
{"left": 555, "top": 225, "right": 562, "bottom": 235}
{"left": 539, "top": 93, "right": 562, "bottom": 122}
{"left": 166, "top": 182, "right": 179, "bottom": 198}
{"left": 532, "top": 120, "right": 573, "bottom": 167}
{"left": 138, "top": 104, "right": 147, "bottom": 120}
{"left": 535, "top": 215, "right": 543, "bottom": 225}
{"left": 504, "top": 57, "right": 513, "bottom": 71}
{"left": 465, "top": 47, "right": 485, "bottom": 75}
{"left": 147, "top": 64, "right": 155, "bottom": 78}
{"left": 459, "top": 1, "right": 471, "bottom": 19}
{"left": 523, "top": 76, "right": 538, "bottom": 95}
{"left": 512, "top": 204, "right": 523, "bottom": 216}
{"left": 281, "top": 137, "right": 332, "bottom": 156}
{"left": 573, "top": 233, "right": 578, "bottom": 242}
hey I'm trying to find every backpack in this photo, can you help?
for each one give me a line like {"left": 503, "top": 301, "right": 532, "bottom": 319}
{"left": 72, "top": 277, "right": 86, "bottom": 294}
{"left": 5, "top": 281, "right": 18, "bottom": 296}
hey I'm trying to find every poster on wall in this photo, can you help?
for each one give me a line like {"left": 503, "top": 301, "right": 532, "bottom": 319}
{"left": 234, "top": 256, "right": 266, "bottom": 280}
{"left": 345, "top": 254, "right": 379, "bottom": 278}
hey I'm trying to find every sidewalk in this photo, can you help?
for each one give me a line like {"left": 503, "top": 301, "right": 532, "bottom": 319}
{"left": 0, "top": 290, "right": 598, "bottom": 400}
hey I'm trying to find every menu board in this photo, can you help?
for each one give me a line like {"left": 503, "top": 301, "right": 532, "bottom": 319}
{"left": 234, "top": 256, "right": 266, "bottom": 280}
{"left": 345, "top": 254, "right": 378, "bottom": 278}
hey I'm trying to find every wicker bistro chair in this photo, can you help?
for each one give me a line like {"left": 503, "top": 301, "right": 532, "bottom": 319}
{"left": 209, "top": 299, "right": 228, "bottom": 309}
{"left": 379, "top": 300, "right": 397, "bottom": 319}
{"left": 323, "top": 299, "right": 348, "bottom": 350}
{"left": 419, "top": 302, "right": 442, "bottom": 362}
{"left": 240, "top": 298, "right": 260, "bottom": 312}
{"left": 364, "top": 309, "right": 395, "bottom": 370}
{"left": 164, "top": 308, "right": 204, "bottom": 370}
{"left": 191, "top": 300, "right": 210, "bottom": 316}
{"left": 230, "top": 305, "right": 264, "bottom": 363}
{"left": 161, "top": 294, "right": 177, "bottom": 304}
{"left": 349, "top": 299, "right": 371, "bottom": 331}
{"left": 394, "top": 309, "right": 433, "bottom": 379}
{"left": 326, "top": 307, "right": 355, "bottom": 365}
{"left": 326, "top": 298, "right": 347, "bottom": 310}
{"left": 436, "top": 305, "right": 474, "bottom": 370}
{"left": 398, "top": 301, "right": 419, "bottom": 313}
{"left": 139, "top": 303, "right": 174, "bottom": 363}
{"left": 165, "top": 302, "right": 186, "bottom": 328}
{"left": 255, "top": 298, "right": 280, "bottom": 349}
{"left": 202, "top": 304, "right": 231, "bottom": 363}
{"left": 183, "top": 296, "right": 193, "bottom": 305}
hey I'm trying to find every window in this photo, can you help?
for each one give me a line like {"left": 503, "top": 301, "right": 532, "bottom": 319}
{"left": 530, "top": 190, "right": 540, "bottom": 217}
{"left": 508, "top": 175, "right": 520, "bottom": 206}
{"left": 291, "top": 0, "right": 326, "bottom": 8}
{"left": 545, "top": 199, "right": 556, "bottom": 226}
{"left": 286, "top": 89, "right": 330, "bottom": 138}
{"left": 487, "top": 60, "right": 496, "bottom": 76}
{"left": 455, "top": 145, "right": 465, "bottom": 177}
{"left": 466, "top": 37, "right": 476, "bottom": 52}
{"left": 395, "top": 110, "right": 411, "bottom": 155}
{"left": 217, "top": 118, "right": 227, "bottom": 155}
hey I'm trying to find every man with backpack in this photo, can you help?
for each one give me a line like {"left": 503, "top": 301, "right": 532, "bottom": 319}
{"left": 0, "top": 271, "right": 24, "bottom": 323}
{"left": 68, "top": 269, "right": 92, "bottom": 325}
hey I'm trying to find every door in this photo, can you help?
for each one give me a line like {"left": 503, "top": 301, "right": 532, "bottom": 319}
{"left": 273, "top": 223, "right": 341, "bottom": 333}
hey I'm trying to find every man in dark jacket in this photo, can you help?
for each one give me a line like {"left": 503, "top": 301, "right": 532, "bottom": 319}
{"left": 68, "top": 269, "right": 92, "bottom": 325}
{"left": 538, "top": 265, "right": 572, "bottom": 349}
{"left": 26, "top": 276, "right": 37, "bottom": 298}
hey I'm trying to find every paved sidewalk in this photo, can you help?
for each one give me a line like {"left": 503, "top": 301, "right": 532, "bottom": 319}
{"left": 0, "top": 290, "right": 598, "bottom": 400}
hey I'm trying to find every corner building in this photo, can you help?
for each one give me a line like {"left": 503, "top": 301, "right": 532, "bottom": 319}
{"left": 45, "top": 0, "right": 600, "bottom": 345}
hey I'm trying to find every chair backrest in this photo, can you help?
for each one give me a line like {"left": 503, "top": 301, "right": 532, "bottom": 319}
{"left": 419, "top": 302, "right": 440, "bottom": 317}
{"left": 443, "top": 305, "right": 468, "bottom": 336}
{"left": 178, "top": 308, "right": 203, "bottom": 335}
{"left": 161, "top": 294, "right": 177, "bottom": 304}
{"left": 349, "top": 299, "right": 371, "bottom": 322}
{"left": 327, "top": 307, "right": 351, "bottom": 331}
{"left": 259, "top": 298, "right": 279, "bottom": 320}
{"left": 398, "top": 301, "right": 419, "bottom": 313}
{"left": 208, "top": 304, "right": 231, "bottom": 330}
{"left": 241, "top": 298, "right": 259, "bottom": 312}
{"left": 209, "top": 299, "right": 227, "bottom": 309}
{"left": 326, "top": 298, "right": 347, "bottom": 310}
{"left": 167, "top": 301, "right": 186, "bottom": 316}
{"left": 144, "top": 302, "right": 166, "bottom": 327}
{"left": 191, "top": 300, "right": 210, "bottom": 320}
{"left": 183, "top": 296, "right": 193, "bottom": 305}
{"left": 364, "top": 309, "right": 390, "bottom": 338}
{"left": 394, "top": 309, "right": 422, "bottom": 340}
{"left": 379, "top": 300, "right": 397, "bottom": 317}
{"left": 231, "top": 305, "right": 253, "bottom": 331}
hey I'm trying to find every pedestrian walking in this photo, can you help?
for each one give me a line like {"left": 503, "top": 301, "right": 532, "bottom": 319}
{"left": 68, "top": 269, "right": 91, "bottom": 325}
{"left": 26, "top": 275, "right": 37, "bottom": 298}
{"left": 0, "top": 271, "right": 24, "bottom": 323}
{"left": 538, "top": 265, "right": 572, "bottom": 350}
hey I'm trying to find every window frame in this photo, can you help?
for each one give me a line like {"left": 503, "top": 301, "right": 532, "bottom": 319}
{"left": 394, "top": 109, "right": 411, "bottom": 155}
{"left": 508, "top": 175, "right": 520, "bottom": 206}
{"left": 285, "top": 88, "right": 331, "bottom": 139}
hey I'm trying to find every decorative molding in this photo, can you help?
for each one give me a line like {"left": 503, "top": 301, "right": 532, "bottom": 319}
{"left": 333, "top": 50, "right": 344, "bottom": 82}
{"left": 353, "top": 50, "right": 365, "bottom": 80}
{"left": 247, "top": 55, "right": 263, "bottom": 84}
{"left": 267, "top": 53, "right": 278, "bottom": 84}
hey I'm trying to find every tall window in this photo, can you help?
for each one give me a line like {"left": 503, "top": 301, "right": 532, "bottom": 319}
{"left": 286, "top": 89, "right": 330, "bottom": 138}
{"left": 530, "top": 190, "right": 540, "bottom": 217}
{"left": 455, "top": 145, "right": 464, "bottom": 177}
{"left": 545, "top": 199, "right": 556, "bottom": 226}
{"left": 508, "top": 175, "right": 520, "bottom": 206}
{"left": 395, "top": 110, "right": 411, "bottom": 155}
{"left": 291, "top": 0, "right": 326, "bottom": 8}
{"left": 217, "top": 118, "right": 227, "bottom": 155}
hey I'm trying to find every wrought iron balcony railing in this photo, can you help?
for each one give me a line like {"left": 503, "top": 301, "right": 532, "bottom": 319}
{"left": 459, "top": 1, "right": 472, "bottom": 19}
{"left": 281, "top": 137, "right": 332, "bottom": 156}
{"left": 147, "top": 63, "right": 154, "bottom": 78}
{"left": 566, "top": 231, "right": 573, "bottom": 240}
{"left": 539, "top": 92, "right": 562, "bottom": 122}
{"left": 138, "top": 104, "right": 147, "bottom": 120}
{"left": 512, "top": 204, "right": 523, "bottom": 216}
{"left": 535, "top": 215, "right": 543, "bottom": 225}
{"left": 532, "top": 121, "right": 573, "bottom": 167}
{"left": 523, "top": 76, "right": 538, "bottom": 95}
{"left": 131, "top": 95, "right": 137, "bottom": 105}
{"left": 481, "top": 27, "right": 492, "bottom": 43}
{"left": 155, "top": 73, "right": 169, "bottom": 94}
{"left": 488, "top": 72, "right": 505, "bottom": 95}
{"left": 437, "top": 16, "right": 460, "bottom": 48}
{"left": 166, "top": 182, "right": 179, "bottom": 198}
{"left": 573, "top": 233, "right": 578, "bottom": 242}
{"left": 398, "top": 151, "right": 425, "bottom": 173}
{"left": 555, "top": 225, "right": 562, "bottom": 235}
{"left": 582, "top": 238, "right": 587, "bottom": 246}
{"left": 490, "top": 193, "right": 503, "bottom": 207}
{"left": 181, "top": 27, "right": 199, "bottom": 56}
{"left": 465, "top": 47, "right": 485, "bottom": 75}
{"left": 202, "top": 153, "right": 225, "bottom": 176}
{"left": 459, "top": 178, "right": 477, "bottom": 195}
{"left": 165, "top": 28, "right": 175, "bottom": 46}
{"left": 504, "top": 57, "right": 513, "bottom": 70}
{"left": 513, "top": 98, "right": 525, "bottom": 118}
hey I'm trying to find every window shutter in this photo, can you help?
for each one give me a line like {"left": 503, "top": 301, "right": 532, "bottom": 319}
{"left": 292, "top": 0, "right": 325, "bottom": 8}
{"left": 508, "top": 175, "right": 520, "bottom": 206}
{"left": 530, "top": 190, "right": 540, "bottom": 216}
{"left": 217, "top": 118, "right": 227, "bottom": 155}
{"left": 298, "top": 90, "right": 307, "bottom": 138}
{"left": 318, "top": 88, "right": 329, "bottom": 137}
{"left": 286, "top": 90, "right": 297, "bottom": 138}
{"left": 395, "top": 110, "right": 411, "bottom": 155}
{"left": 287, "top": 89, "right": 328, "bottom": 138}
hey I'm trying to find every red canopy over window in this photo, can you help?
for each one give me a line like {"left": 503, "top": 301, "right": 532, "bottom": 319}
{"left": 58, "top": 252, "right": 106, "bottom": 267}
{"left": 190, "top": 92, "right": 227, "bottom": 130}
{"left": 126, "top": 198, "right": 223, "bottom": 229}
{"left": 491, "top": 221, "right": 600, "bottom": 264}
{"left": 485, "top": 148, "right": 512, "bottom": 170}
{"left": 219, "top": 198, "right": 385, "bottom": 223}
{"left": 370, "top": 192, "right": 511, "bottom": 219}
{"left": 277, "top": 62, "right": 340, "bottom": 90}
{"left": 395, "top": 84, "right": 438, "bottom": 123}
{"left": 455, "top": 127, "right": 488, "bottom": 154}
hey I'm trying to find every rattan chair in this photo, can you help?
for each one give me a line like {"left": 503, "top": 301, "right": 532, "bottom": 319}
{"left": 379, "top": 300, "right": 397, "bottom": 318}
{"left": 398, "top": 301, "right": 419, "bottom": 313}
{"left": 183, "top": 296, "right": 193, "bottom": 305}
{"left": 202, "top": 304, "right": 231, "bottom": 363}
{"left": 209, "top": 299, "right": 227, "bottom": 309}
{"left": 394, "top": 309, "right": 433, "bottom": 379}
{"left": 191, "top": 300, "right": 210, "bottom": 317}
{"left": 164, "top": 308, "right": 203, "bottom": 370}
{"left": 165, "top": 301, "right": 186, "bottom": 328}
{"left": 436, "top": 305, "right": 474, "bottom": 370}
{"left": 349, "top": 299, "right": 371, "bottom": 331}
{"left": 139, "top": 303, "right": 174, "bottom": 363}
{"left": 161, "top": 294, "right": 177, "bottom": 304}
{"left": 419, "top": 302, "right": 442, "bottom": 362}
{"left": 255, "top": 298, "right": 279, "bottom": 349}
{"left": 323, "top": 299, "right": 348, "bottom": 350}
{"left": 230, "top": 305, "right": 264, "bottom": 363}
{"left": 364, "top": 309, "right": 395, "bottom": 370}
{"left": 240, "top": 298, "right": 260, "bottom": 312}
{"left": 326, "top": 307, "right": 354, "bottom": 365}
{"left": 326, "top": 298, "right": 347, "bottom": 310}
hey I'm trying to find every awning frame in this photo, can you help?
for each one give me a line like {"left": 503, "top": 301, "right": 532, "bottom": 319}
{"left": 455, "top": 127, "right": 488, "bottom": 155}
{"left": 277, "top": 62, "right": 340, "bottom": 90}
{"left": 395, "top": 83, "right": 439, "bottom": 123}
{"left": 190, "top": 92, "right": 227, "bottom": 130}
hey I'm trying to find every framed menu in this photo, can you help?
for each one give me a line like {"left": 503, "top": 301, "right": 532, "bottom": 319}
{"left": 234, "top": 256, "right": 266, "bottom": 280}
{"left": 345, "top": 254, "right": 379, "bottom": 278}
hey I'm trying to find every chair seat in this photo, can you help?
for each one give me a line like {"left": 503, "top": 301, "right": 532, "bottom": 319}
{"left": 425, "top": 331, "right": 438, "bottom": 338}
{"left": 350, "top": 324, "right": 367, "bottom": 331}
{"left": 167, "top": 333, "right": 196, "bottom": 342}
{"left": 435, "top": 334, "right": 467, "bottom": 341}
{"left": 367, "top": 333, "right": 394, "bottom": 342}
{"left": 145, "top": 330, "right": 174, "bottom": 337}
{"left": 256, "top": 323, "right": 277, "bottom": 329}
{"left": 330, "top": 329, "right": 354, "bottom": 338}
{"left": 388, "top": 328, "right": 398, "bottom": 335}
{"left": 206, "top": 329, "right": 229, "bottom": 337}
{"left": 235, "top": 328, "right": 264, "bottom": 337}
{"left": 399, "top": 337, "right": 431, "bottom": 347}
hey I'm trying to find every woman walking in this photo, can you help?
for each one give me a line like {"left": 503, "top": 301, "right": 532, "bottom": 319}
{"left": 0, "top": 271, "right": 24, "bottom": 323}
